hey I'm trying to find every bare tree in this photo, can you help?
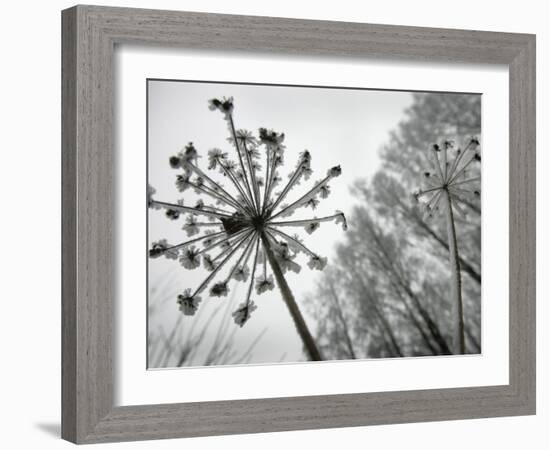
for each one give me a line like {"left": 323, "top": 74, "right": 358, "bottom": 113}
{"left": 306, "top": 93, "right": 481, "bottom": 359}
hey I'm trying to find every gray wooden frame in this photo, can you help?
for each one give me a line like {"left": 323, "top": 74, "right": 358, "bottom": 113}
{"left": 62, "top": 4, "right": 536, "bottom": 444}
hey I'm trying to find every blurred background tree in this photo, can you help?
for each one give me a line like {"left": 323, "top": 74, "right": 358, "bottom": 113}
{"left": 306, "top": 93, "right": 481, "bottom": 358}
{"left": 148, "top": 269, "right": 269, "bottom": 367}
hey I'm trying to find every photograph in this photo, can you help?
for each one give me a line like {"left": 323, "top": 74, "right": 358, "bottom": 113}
{"left": 146, "top": 79, "right": 482, "bottom": 369}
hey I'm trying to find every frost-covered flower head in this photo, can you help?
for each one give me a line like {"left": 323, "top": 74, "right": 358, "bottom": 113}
{"left": 413, "top": 137, "right": 481, "bottom": 219}
{"left": 177, "top": 289, "right": 202, "bottom": 316}
{"left": 149, "top": 97, "right": 347, "bottom": 324}
{"left": 232, "top": 301, "right": 257, "bottom": 327}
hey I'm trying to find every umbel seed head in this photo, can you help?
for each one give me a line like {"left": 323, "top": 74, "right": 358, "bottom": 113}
{"left": 148, "top": 96, "right": 348, "bottom": 327}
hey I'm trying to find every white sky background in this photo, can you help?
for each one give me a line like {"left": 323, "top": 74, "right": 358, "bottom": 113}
{"left": 148, "top": 80, "right": 413, "bottom": 366}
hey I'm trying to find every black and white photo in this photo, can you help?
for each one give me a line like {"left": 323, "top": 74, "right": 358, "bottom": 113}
{"left": 147, "top": 79, "right": 482, "bottom": 368}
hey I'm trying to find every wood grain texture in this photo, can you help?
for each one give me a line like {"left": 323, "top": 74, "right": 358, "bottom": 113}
{"left": 61, "top": 7, "right": 77, "bottom": 443}
{"left": 61, "top": 5, "right": 536, "bottom": 444}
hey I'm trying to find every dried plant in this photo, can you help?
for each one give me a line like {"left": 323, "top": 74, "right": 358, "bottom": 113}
{"left": 148, "top": 96, "right": 347, "bottom": 361}
{"left": 413, "top": 137, "right": 481, "bottom": 354}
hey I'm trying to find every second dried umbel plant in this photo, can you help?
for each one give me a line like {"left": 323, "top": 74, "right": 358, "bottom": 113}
{"left": 413, "top": 137, "right": 481, "bottom": 354}
{"left": 148, "top": 96, "right": 347, "bottom": 361}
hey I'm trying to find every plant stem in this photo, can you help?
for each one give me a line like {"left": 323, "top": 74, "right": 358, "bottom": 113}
{"left": 261, "top": 233, "right": 323, "bottom": 361}
{"left": 444, "top": 189, "right": 465, "bottom": 354}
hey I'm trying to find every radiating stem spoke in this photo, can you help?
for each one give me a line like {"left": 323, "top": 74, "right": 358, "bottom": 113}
{"left": 199, "top": 228, "right": 249, "bottom": 255}
{"left": 188, "top": 162, "right": 249, "bottom": 214}
{"left": 270, "top": 173, "right": 333, "bottom": 220}
{"left": 448, "top": 152, "right": 479, "bottom": 185}
{"left": 269, "top": 213, "right": 342, "bottom": 228}
{"left": 228, "top": 115, "right": 257, "bottom": 211}
{"left": 447, "top": 141, "right": 474, "bottom": 181}
{"left": 163, "top": 230, "right": 226, "bottom": 253}
{"left": 151, "top": 200, "right": 232, "bottom": 220}
{"left": 242, "top": 141, "right": 262, "bottom": 214}
{"left": 193, "top": 231, "right": 253, "bottom": 296}
{"left": 261, "top": 150, "right": 272, "bottom": 213}
{"left": 262, "top": 150, "right": 279, "bottom": 214}
{"left": 244, "top": 238, "right": 261, "bottom": 306}
{"left": 269, "top": 165, "right": 305, "bottom": 213}
{"left": 216, "top": 158, "right": 256, "bottom": 213}
{"left": 225, "top": 233, "right": 258, "bottom": 282}
{"left": 192, "top": 181, "right": 244, "bottom": 212}
{"left": 267, "top": 227, "right": 317, "bottom": 256}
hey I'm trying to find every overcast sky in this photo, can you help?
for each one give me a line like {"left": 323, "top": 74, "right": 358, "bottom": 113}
{"left": 147, "top": 79, "right": 413, "bottom": 367}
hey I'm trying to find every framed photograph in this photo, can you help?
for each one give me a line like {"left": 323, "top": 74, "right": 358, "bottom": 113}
{"left": 62, "top": 5, "right": 536, "bottom": 444}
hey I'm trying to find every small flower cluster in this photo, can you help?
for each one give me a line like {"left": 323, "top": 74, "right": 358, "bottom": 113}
{"left": 149, "top": 96, "right": 347, "bottom": 327}
{"left": 413, "top": 137, "right": 481, "bottom": 219}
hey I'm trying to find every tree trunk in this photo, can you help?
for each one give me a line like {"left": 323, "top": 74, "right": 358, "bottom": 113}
{"left": 411, "top": 210, "right": 481, "bottom": 284}
{"left": 261, "top": 233, "right": 323, "bottom": 361}
{"left": 394, "top": 196, "right": 481, "bottom": 284}
{"left": 371, "top": 301, "right": 404, "bottom": 357}
{"left": 362, "top": 219, "right": 452, "bottom": 354}
{"left": 444, "top": 190, "right": 465, "bottom": 354}
{"left": 327, "top": 281, "right": 357, "bottom": 359}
